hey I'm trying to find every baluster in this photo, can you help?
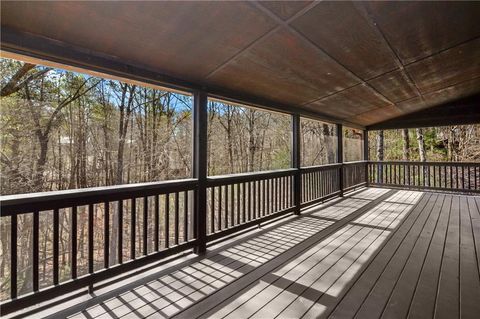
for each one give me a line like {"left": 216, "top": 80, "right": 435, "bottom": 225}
{"left": 210, "top": 187, "right": 215, "bottom": 233}
{"left": 33, "top": 211, "right": 39, "bottom": 291}
{"left": 164, "top": 194, "right": 169, "bottom": 248}
{"left": 104, "top": 202, "right": 110, "bottom": 267}
{"left": 184, "top": 191, "right": 189, "bottom": 242}
{"left": 118, "top": 200, "right": 124, "bottom": 263}
{"left": 230, "top": 183, "right": 234, "bottom": 226}
{"left": 88, "top": 204, "right": 94, "bottom": 275}
{"left": 131, "top": 198, "right": 136, "bottom": 258}
{"left": 253, "top": 181, "right": 257, "bottom": 219}
{"left": 53, "top": 208, "right": 59, "bottom": 285}
{"left": 247, "top": 182, "right": 251, "bottom": 221}
{"left": 72, "top": 206, "right": 77, "bottom": 278}
{"left": 242, "top": 183, "right": 246, "bottom": 223}
{"left": 11, "top": 214, "right": 17, "bottom": 298}
{"left": 218, "top": 187, "right": 222, "bottom": 230}
{"left": 236, "top": 184, "right": 241, "bottom": 224}
{"left": 174, "top": 192, "right": 179, "bottom": 245}
{"left": 154, "top": 196, "right": 159, "bottom": 251}
{"left": 262, "top": 179, "right": 266, "bottom": 217}
{"left": 224, "top": 185, "right": 229, "bottom": 229}
{"left": 143, "top": 197, "right": 149, "bottom": 254}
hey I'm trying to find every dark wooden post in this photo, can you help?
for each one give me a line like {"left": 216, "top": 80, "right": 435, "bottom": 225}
{"left": 337, "top": 124, "right": 344, "bottom": 197}
{"left": 193, "top": 90, "right": 208, "bottom": 254}
{"left": 292, "top": 114, "right": 301, "bottom": 215}
{"left": 364, "top": 130, "right": 369, "bottom": 186}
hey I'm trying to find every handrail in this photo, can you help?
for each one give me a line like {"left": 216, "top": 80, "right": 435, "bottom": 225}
{"left": 300, "top": 163, "right": 342, "bottom": 172}
{"left": 0, "top": 178, "right": 198, "bottom": 216}
{"left": 368, "top": 160, "right": 478, "bottom": 166}
{"left": 207, "top": 168, "right": 296, "bottom": 186}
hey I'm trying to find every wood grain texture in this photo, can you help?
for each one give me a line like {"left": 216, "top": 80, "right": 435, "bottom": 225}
{"left": 259, "top": 0, "right": 312, "bottom": 20}
{"left": 207, "top": 28, "right": 359, "bottom": 106}
{"left": 363, "top": 1, "right": 480, "bottom": 64}
{"left": 1, "top": 1, "right": 276, "bottom": 81}
{"left": 292, "top": 1, "right": 398, "bottom": 80}
{"left": 368, "top": 69, "right": 418, "bottom": 103}
{"left": 304, "top": 84, "right": 392, "bottom": 119}
{"left": 406, "top": 38, "right": 480, "bottom": 94}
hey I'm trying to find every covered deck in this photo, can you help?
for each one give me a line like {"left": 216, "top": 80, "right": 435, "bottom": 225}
{"left": 10, "top": 187, "right": 479, "bottom": 319}
{"left": 1, "top": 1, "right": 480, "bottom": 318}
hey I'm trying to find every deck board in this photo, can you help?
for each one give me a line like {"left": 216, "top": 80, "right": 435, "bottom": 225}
{"left": 30, "top": 188, "right": 479, "bottom": 319}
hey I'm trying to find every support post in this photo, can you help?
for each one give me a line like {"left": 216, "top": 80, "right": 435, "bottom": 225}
{"left": 292, "top": 114, "right": 301, "bottom": 215}
{"left": 193, "top": 90, "right": 208, "bottom": 254}
{"left": 364, "top": 130, "right": 369, "bottom": 186}
{"left": 337, "top": 124, "right": 344, "bottom": 197}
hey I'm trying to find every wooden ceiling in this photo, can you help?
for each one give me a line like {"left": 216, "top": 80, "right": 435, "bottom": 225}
{"left": 1, "top": 1, "right": 480, "bottom": 127}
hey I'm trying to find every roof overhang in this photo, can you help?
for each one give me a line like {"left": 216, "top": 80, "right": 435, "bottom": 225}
{"left": 1, "top": 1, "right": 480, "bottom": 128}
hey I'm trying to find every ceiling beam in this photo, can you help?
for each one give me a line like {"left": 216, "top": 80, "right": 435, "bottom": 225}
{"left": 0, "top": 27, "right": 365, "bottom": 129}
{"left": 367, "top": 94, "right": 480, "bottom": 130}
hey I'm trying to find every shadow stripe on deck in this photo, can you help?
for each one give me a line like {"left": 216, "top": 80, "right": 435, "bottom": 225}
{"left": 35, "top": 188, "right": 386, "bottom": 319}
{"left": 173, "top": 190, "right": 400, "bottom": 319}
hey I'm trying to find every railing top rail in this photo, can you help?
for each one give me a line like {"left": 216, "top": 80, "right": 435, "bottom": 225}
{"left": 207, "top": 168, "right": 296, "bottom": 186}
{"left": 1, "top": 178, "right": 198, "bottom": 216}
{"left": 343, "top": 160, "right": 368, "bottom": 165}
{"left": 300, "top": 163, "right": 342, "bottom": 172}
{"left": 368, "top": 160, "right": 479, "bottom": 166}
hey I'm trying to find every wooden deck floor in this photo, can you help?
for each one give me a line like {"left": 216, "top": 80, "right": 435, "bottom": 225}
{"left": 29, "top": 188, "right": 480, "bottom": 319}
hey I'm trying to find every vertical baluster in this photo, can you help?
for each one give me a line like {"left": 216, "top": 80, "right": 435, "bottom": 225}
{"left": 275, "top": 177, "right": 279, "bottom": 212}
{"left": 33, "top": 211, "right": 39, "bottom": 291}
{"left": 224, "top": 185, "right": 229, "bottom": 229}
{"left": 72, "top": 206, "right": 77, "bottom": 278}
{"left": 53, "top": 208, "right": 59, "bottom": 285}
{"left": 143, "top": 197, "right": 148, "bottom": 254}
{"left": 242, "top": 183, "right": 246, "bottom": 223}
{"left": 218, "top": 187, "right": 222, "bottom": 230}
{"left": 266, "top": 178, "right": 271, "bottom": 215}
{"left": 164, "top": 194, "right": 170, "bottom": 248}
{"left": 11, "top": 214, "right": 17, "bottom": 298}
{"left": 417, "top": 164, "right": 421, "bottom": 187}
{"left": 475, "top": 165, "right": 478, "bottom": 190}
{"left": 270, "top": 178, "right": 274, "bottom": 212}
{"left": 154, "top": 196, "right": 159, "bottom": 251}
{"left": 174, "top": 192, "right": 179, "bottom": 245}
{"left": 131, "top": 198, "right": 136, "bottom": 259}
{"left": 247, "top": 182, "right": 251, "bottom": 221}
{"left": 253, "top": 181, "right": 257, "bottom": 219}
{"left": 456, "top": 165, "right": 459, "bottom": 189}
{"left": 118, "top": 200, "right": 123, "bottom": 263}
{"left": 236, "top": 184, "right": 241, "bottom": 224}
{"left": 88, "top": 204, "right": 94, "bottom": 275}
{"left": 210, "top": 187, "right": 215, "bottom": 233}
{"left": 468, "top": 165, "right": 471, "bottom": 190}
{"left": 104, "top": 202, "right": 109, "bottom": 268}
{"left": 444, "top": 165, "right": 447, "bottom": 189}
{"left": 184, "top": 191, "right": 189, "bottom": 242}
{"left": 450, "top": 165, "right": 453, "bottom": 189}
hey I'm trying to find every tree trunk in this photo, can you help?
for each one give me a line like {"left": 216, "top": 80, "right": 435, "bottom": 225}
{"left": 402, "top": 129, "right": 410, "bottom": 160}
{"left": 416, "top": 128, "right": 426, "bottom": 161}
{"left": 376, "top": 131, "right": 384, "bottom": 183}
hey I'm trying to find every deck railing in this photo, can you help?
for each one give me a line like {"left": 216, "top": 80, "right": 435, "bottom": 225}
{"left": 3, "top": 159, "right": 478, "bottom": 313}
{"left": 0, "top": 165, "right": 340, "bottom": 313}
{"left": 368, "top": 161, "right": 480, "bottom": 193}
{"left": 0, "top": 179, "right": 198, "bottom": 313}
{"left": 206, "top": 169, "right": 296, "bottom": 241}
{"left": 300, "top": 164, "right": 341, "bottom": 207}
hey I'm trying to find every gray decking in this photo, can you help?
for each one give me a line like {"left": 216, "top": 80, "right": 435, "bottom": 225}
{"left": 31, "top": 188, "right": 480, "bottom": 319}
